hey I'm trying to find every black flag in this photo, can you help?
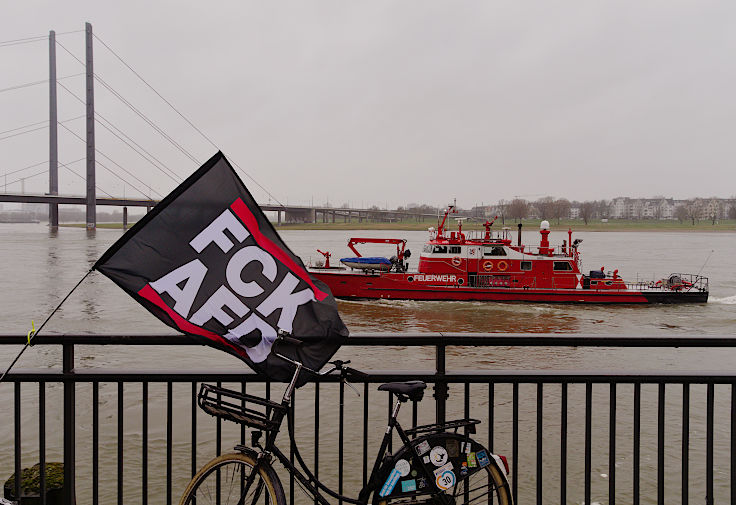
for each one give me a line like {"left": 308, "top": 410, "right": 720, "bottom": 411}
{"left": 94, "top": 152, "right": 349, "bottom": 382}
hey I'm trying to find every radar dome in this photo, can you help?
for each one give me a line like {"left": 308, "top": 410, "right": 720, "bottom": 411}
{"left": 540, "top": 220, "right": 550, "bottom": 230}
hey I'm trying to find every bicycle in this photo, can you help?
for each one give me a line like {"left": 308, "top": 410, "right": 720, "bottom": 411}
{"left": 180, "top": 354, "right": 513, "bottom": 505}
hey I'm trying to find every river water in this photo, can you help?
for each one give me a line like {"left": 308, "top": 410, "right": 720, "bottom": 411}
{"left": 0, "top": 223, "right": 734, "bottom": 504}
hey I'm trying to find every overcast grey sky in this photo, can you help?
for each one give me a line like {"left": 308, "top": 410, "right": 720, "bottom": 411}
{"left": 1, "top": 1, "right": 734, "bottom": 209}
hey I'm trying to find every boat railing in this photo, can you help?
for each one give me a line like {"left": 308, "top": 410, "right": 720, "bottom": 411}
{"left": 626, "top": 273, "right": 709, "bottom": 292}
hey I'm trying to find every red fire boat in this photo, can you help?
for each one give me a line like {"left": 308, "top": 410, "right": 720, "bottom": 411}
{"left": 309, "top": 204, "right": 709, "bottom": 304}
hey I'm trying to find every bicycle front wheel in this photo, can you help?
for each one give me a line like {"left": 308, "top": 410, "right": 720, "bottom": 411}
{"left": 179, "top": 452, "right": 286, "bottom": 505}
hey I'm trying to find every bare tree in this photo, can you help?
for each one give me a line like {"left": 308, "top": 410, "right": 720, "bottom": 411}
{"left": 497, "top": 200, "right": 508, "bottom": 225}
{"left": 686, "top": 200, "right": 700, "bottom": 225}
{"left": 674, "top": 205, "right": 688, "bottom": 223}
{"left": 535, "top": 197, "right": 555, "bottom": 220}
{"left": 552, "top": 199, "right": 571, "bottom": 224}
{"left": 596, "top": 200, "right": 610, "bottom": 219}
{"left": 579, "top": 201, "right": 595, "bottom": 225}
{"left": 508, "top": 199, "right": 529, "bottom": 222}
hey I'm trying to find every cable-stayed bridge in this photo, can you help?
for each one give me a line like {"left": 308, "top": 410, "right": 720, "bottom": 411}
{"left": 0, "top": 24, "right": 441, "bottom": 228}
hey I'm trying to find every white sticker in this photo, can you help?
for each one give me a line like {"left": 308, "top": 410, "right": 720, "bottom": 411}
{"left": 435, "top": 470, "right": 456, "bottom": 491}
{"left": 423, "top": 455, "right": 430, "bottom": 464}
{"left": 415, "top": 440, "right": 431, "bottom": 456}
{"left": 433, "top": 461, "right": 454, "bottom": 478}
{"left": 464, "top": 442, "right": 472, "bottom": 454}
{"left": 430, "top": 446, "right": 448, "bottom": 467}
{"left": 395, "top": 458, "right": 411, "bottom": 477}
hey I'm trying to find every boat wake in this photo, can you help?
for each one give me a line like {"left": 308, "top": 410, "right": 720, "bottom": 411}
{"left": 709, "top": 295, "right": 736, "bottom": 304}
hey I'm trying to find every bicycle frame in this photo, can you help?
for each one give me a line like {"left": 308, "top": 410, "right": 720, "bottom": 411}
{"left": 235, "top": 362, "right": 454, "bottom": 505}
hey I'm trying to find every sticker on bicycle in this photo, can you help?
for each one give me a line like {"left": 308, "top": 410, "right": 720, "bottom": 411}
{"left": 433, "top": 461, "right": 454, "bottom": 478}
{"left": 401, "top": 479, "right": 417, "bottom": 492}
{"left": 467, "top": 452, "right": 478, "bottom": 467}
{"left": 460, "top": 441, "right": 472, "bottom": 454}
{"left": 394, "top": 458, "right": 410, "bottom": 477}
{"left": 417, "top": 477, "right": 428, "bottom": 489}
{"left": 476, "top": 450, "right": 490, "bottom": 468}
{"left": 430, "top": 446, "right": 448, "bottom": 466}
{"left": 379, "top": 468, "right": 401, "bottom": 497}
{"left": 415, "top": 440, "right": 431, "bottom": 456}
{"left": 435, "top": 470, "right": 456, "bottom": 491}
{"left": 446, "top": 439, "right": 459, "bottom": 457}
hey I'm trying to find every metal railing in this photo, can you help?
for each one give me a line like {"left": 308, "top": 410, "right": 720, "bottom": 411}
{"left": 2, "top": 334, "right": 736, "bottom": 505}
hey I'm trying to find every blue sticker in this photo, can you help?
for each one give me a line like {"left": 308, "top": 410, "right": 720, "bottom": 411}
{"left": 380, "top": 469, "right": 401, "bottom": 497}
{"left": 476, "top": 450, "right": 490, "bottom": 468}
{"left": 401, "top": 479, "right": 417, "bottom": 492}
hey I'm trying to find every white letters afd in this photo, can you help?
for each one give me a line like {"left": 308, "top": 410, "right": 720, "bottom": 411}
{"left": 149, "top": 208, "right": 315, "bottom": 362}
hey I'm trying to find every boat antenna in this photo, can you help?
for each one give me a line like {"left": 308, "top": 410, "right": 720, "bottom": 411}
{"left": 696, "top": 249, "right": 714, "bottom": 276}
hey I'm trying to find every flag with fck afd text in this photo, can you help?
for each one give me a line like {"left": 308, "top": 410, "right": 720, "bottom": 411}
{"left": 93, "top": 151, "right": 349, "bottom": 383}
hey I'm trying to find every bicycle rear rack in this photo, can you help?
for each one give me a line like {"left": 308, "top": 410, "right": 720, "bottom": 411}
{"left": 198, "top": 383, "right": 286, "bottom": 431}
{"left": 404, "top": 418, "right": 480, "bottom": 436}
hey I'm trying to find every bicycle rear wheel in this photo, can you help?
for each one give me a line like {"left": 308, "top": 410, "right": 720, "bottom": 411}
{"left": 179, "top": 452, "right": 286, "bottom": 505}
{"left": 375, "top": 461, "right": 512, "bottom": 505}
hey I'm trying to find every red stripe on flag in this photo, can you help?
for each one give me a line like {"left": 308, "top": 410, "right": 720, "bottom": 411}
{"left": 230, "top": 197, "right": 328, "bottom": 301}
{"left": 138, "top": 284, "right": 250, "bottom": 359}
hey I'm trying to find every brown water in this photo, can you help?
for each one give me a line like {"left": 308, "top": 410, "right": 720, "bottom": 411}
{"left": 0, "top": 224, "right": 734, "bottom": 504}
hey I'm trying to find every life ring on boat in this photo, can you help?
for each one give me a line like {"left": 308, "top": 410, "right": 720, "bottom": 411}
{"left": 497, "top": 260, "right": 508, "bottom": 272}
{"left": 482, "top": 260, "right": 493, "bottom": 272}
{"left": 451, "top": 256, "right": 462, "bottom": 267}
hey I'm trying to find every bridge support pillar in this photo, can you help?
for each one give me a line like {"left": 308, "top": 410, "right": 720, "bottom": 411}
{"left": 48, "top": 30, "right": 59, "bottom": 228}
{"left": 85, "top": 22, "right": 96, "bottom": 230}
{"left": 332, "top": 211, "right": 335, "bottom": 223}
{"left": 123, "top": 207, "right": 128, "bottom": 230}
{"left": 277, "top": 210, "right": 281, "bottom": 226}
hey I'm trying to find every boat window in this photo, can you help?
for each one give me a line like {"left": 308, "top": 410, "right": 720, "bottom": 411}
{"left": 433, "top": 245, "right": 448, "bottom": 254}
{"left": 449, "top": 246, "right": 461, "bottom": 254}
{"left": 553, "top": 261, "right": 573, "bottom": 271}
{"left": 521, "top": 261, "right": 532, "bottom": 271}
{"left": 423, "top": 244, "right": 432, "bottom": 253}
{"left": 483, "top": 246, "right": 507, "bottom": 256}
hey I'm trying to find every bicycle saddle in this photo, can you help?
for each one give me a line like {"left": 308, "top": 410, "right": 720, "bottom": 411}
{"left": 378, "top": 380, "right": 427, "bottom": 402}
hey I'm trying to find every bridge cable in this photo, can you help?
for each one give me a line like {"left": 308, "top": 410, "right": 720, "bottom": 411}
{"left": 58, "top": 121, "right": 164, "bottom": 198}
{"left": 56, "top": 81, "right": 184, "bottom": 182}
{"left": 94, "top": 116, "right": 183, "bottom": 182}
{"left": 55, "top": 40, "right": 201, "bottom": 165}
{"left": 0, "top": 160, "right": 49, "bottom": 179}
{"left": 0, "top": 74, "right": 84, "bottom": 95}
{"left": 3, "top": 169, "right": 47, "bottom": 188}
{"left": 59, "top": 158, "right": 115, "bottom": 198}
{"left": 91, "top": 33, "right": 286, "bottom": 207}
{"left": 0, "top": 115, "right": 84, "bottom": 143}
{"left": 0, "top": 124, "right": 48, "bottom": 142}
{"left": 0, "top": 30, "right": 83, "bottom": 48}
{"left": 94, "top": 75, "right": 200, "bottom": 164}
{"left": 0, "top": 269, "right": 94, "bottom": 385}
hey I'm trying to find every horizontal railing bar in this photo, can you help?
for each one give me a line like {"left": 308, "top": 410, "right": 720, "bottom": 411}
{"left": 2, "top": 333, "right": 736, "bottom": 347}
{"left": 5, "top": 369, "right": 736, "bottom": 383}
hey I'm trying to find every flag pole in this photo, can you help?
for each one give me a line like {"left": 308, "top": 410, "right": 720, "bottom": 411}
{"left": 0, "top": 269, "right": 94, "bottom": 384}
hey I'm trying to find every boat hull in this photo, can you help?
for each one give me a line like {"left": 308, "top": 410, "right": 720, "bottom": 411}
{"left": 311, "top": 271, "right": 709, "bottom": 304}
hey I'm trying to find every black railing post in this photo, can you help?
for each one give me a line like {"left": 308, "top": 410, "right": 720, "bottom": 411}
{"left": 434, "top": 343, "right": 447, "bottom": 424}
{"left": 63, "top": 343, "right": 76, "bottom": 505}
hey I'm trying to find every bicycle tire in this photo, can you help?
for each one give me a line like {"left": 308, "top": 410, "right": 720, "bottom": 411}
{"left": 179, "top": 452, "right": 286, "bottom": 505}
{"left": 372, "top": 432, "right": 513, "bottom": 505}
{"left": 375, "top": 462, "right": 512, "bottom": 505}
